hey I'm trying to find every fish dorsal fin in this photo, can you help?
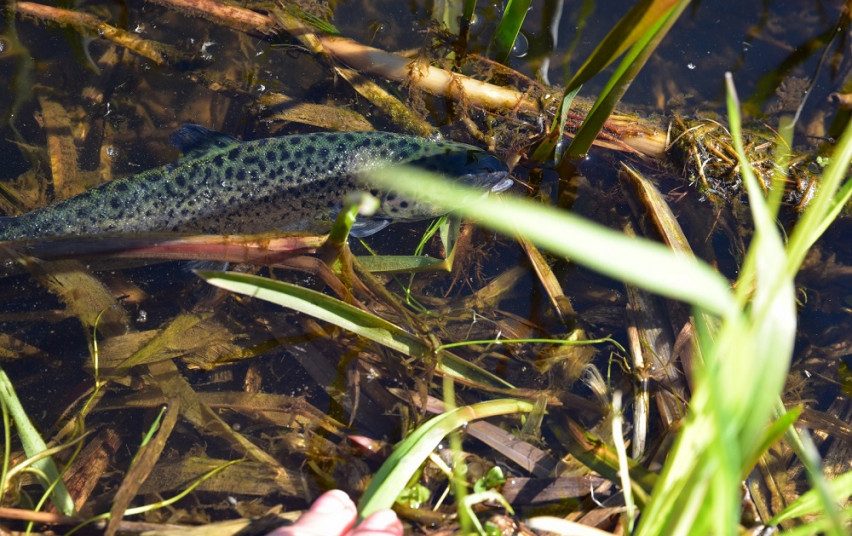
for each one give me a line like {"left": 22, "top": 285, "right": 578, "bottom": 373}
{"left": 169, "top": 124, "right": 238, "bottom": 159}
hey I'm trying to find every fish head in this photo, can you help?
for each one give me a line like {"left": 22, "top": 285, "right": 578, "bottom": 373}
{"left": 378, "top": 145, "right": 512, "bottom": 221}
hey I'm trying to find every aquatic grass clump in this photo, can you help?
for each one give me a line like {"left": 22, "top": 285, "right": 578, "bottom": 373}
{"left": 0, "top": 368, "right": 75, "bottom": 516}
{"left": 200, "top": 271, "right": 513, "bottom": 390}
{"left": 668, "top": 114, "right": 820, "bottom": 210}
{"left": 2, "top": 0, "right": 849, "bottom": 533}
{"left": 357, "top": 76, "right": 851, "bottom": 534}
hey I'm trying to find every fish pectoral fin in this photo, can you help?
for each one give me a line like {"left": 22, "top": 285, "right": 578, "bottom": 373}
{"left": 350, "top": 218, "right": 391, "bottom": 238}
{"left": 184, "top": 260, "right": 230, "bottom": 273}
{"left": 169, "top": 124, "right": 239, "bottom": 157}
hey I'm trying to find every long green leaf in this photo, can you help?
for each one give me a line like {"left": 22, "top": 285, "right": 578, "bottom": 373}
{"left": 724, "top": 72, "right": 796, "bottom": 454}
{"left": 198, "top": 271, "right": 513, "bottom": 389}
{"left": 530, "top": 85, "right": 582, "bottom": 163}
{"left": 357, "top": 398, "right": 533, "bottom": 519}
{"left": 355, "top": 254, "right": 448, "bottom": 273}
{"left": 0, "top": 367, "right": 75, "bottom": 515}
{"left": 562, "top": 0, "right": 689, "bottom": 159}
{"left": 785, "top": 118, "right": 852, "bottom": 275}
{"left": 563, "top": 0, "right": 683, "bottom": 92}
{"left": 488, "top": 0, "right": 532, "bottom": 63}
{"left": 777, "top": 509, "right": 852, "bottom": 536}
{"left": 742, "top": 406, "right": 801, "bottom": 478}
{"left": 770, "top": 471, "right": 852, "bottom": 526}
{"left": 363, "top": 167, "right": 736, "bottom": 317}
{"left": 633, "top": 74, "right": 802, "bottom": 536}
{"left": 725, "top": 81, "right": 848, "bottom": 535}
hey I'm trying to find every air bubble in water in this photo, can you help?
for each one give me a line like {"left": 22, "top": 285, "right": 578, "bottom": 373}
{"left": 469, "top": 13, "right": 480, "bottom": 29}
{"left": 511, "top": 32, "right": 529, "bottom": 58}
{"left": 201, "top": 40, "right": 216, "bottom": 60}
{"left": 554, "top": 138, "right": 568, "bottom": 161}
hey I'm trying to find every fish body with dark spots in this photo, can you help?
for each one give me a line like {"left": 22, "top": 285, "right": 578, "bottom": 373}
{"left": 0, "top": 125, "right": 512, "bottom": 241}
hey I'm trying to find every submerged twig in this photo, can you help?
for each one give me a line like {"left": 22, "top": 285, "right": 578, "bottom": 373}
{"left": 147, "top": 0, "right": 669, "bottom": 156}
{"left": 320, "top": 35, "right": 540, "bottom": 115}
{"left": 36, "top": 98, "right": 84, "bottom": 200}
{"left": 270, "top": 6, "right": 434, "bottom": 136}
{"left": 15, "top": 2, "right": 193, "bottom": 66}
{"left": 147, "top": 0, "right": 276, "bottom": 34}
{"left": 105, "top": 403, "right": 180, "bottom": 536}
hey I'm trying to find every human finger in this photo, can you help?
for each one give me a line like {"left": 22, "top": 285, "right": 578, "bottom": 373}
{"left": 268, "top": 489, "right": 357, "bottom": 536}
{"left": 349, "top": 509, "right": 403, "bottom": 536}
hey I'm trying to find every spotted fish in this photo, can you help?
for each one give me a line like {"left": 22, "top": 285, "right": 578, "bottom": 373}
{"left": 0, "top": 125, "right": 512, "bottom": 241}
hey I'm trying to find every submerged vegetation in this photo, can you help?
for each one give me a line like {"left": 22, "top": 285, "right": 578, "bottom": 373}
{"left": 0, "top": 0, "right": 850, "bottom": 535}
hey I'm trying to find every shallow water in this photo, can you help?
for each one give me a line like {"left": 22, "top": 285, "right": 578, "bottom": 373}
{"left": 0, "top": 0, "right": 848, "bottom": 530}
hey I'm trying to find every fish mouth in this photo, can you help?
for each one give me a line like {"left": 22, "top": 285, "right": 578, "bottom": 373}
{"left": 489, "top": 173, "right": 514, "bottom": 193}
{"left": 463, "top": 171, "right": 513, "bottom": 193}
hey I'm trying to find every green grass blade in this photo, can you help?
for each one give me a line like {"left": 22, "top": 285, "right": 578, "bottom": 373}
{"left": 792, "top": 428, "right": 847, "bottom": 536}
{"left": 438, "top": 215, "right": 460, "bottom": 265}
{"left": 742, "top": 406, "right": 801, "bottom": 478}
{"left": 767, "top": 117, "right": 795, "bottom": 219}
{"left": 488, "top": 0, "right": 532, "bottom": 63}
{"left": 363, "top": 167, "right": 736, "bottom": 317}
{"left": 633, "top": 75, "right": 801, "bottom": 535}
{"left": 354, "top": 255, "right": 448, "bottom": 273}
{"left": 724, "top": 73, "right": 796, "bottom": 448}
{"left": 443, "top": 376, "right": 472, "bottom": 533}
{"left": 785, "top": 118, "right": 852, "bottom": 275}
{"left": 530, "top": 86, "right": 582, "bottom": 163}
{"left": 563, "top": 0, "right": 686, "bottom": 92}
{"left": 0, "top": 393, "right": 10, "bottom": 506}
{"left": 724, "top": 87, "right": 844, "bottom": 534}
{"left": 357, "top": 398, "right": 534, "bottom": 519}
{"left": 562, "top": 0, "right": 689, "bottom": 159}
{"left": 638, "top": 73, "right": 845, "bottom": 535}
{"left": 198, "top": 271, "right": 512, "bottom": 389}
{"left": 769, "top": 471, "right": 852, "bottom": 526}
{"left": 777, "top": 509, "right": 852, "bottom": 536}
{"left": 0, "top": 367, "right": 75, "bottom": 515}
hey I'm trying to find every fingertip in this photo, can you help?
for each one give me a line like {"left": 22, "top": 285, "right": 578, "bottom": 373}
{"left": 354, "top": 509, "right": 403, "bottom": 535}
{"left": 311, "top": 489, "right": 357, "bottom": 514}
{"left": 268, "top": 490, "right": 357, "bottom": 535}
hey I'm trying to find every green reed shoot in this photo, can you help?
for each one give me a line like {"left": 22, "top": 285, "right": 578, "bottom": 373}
{"left": 561, "top": 0, "right": 690, "bottom": 160}
{"left": 361, "top": 75, "right": 851, "bottom": 533}
{"left": 488, "top": 0, "right": 531, "bottom": 63}
{"left": 0, "top": 367, "right": 75, "bottom": 515}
